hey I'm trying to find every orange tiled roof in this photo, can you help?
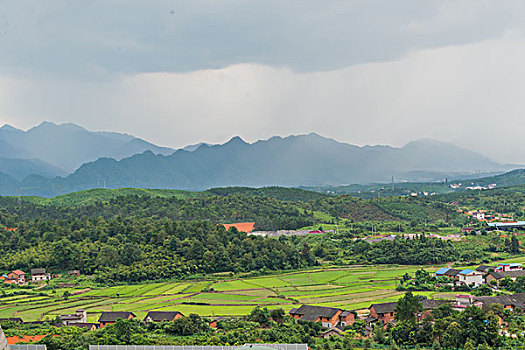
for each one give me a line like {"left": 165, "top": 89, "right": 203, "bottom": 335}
{"left": 223, "top": 222, "right": 255, "bottom": 233}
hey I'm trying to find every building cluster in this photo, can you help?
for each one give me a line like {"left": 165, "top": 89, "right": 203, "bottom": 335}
{"left": 0, "top": 269, "right": 52, "bottom": 285}
{"left": 461, "top": 209, "right": 518, "bottom": 224}
{"left": 289, "top": 292, "right": 525, "bottom": 337}
{"left": 434, "top": 263, "right": 525, "bottom": 289}
{"left": 0, "top": 269, "right": 81, "bottom": 285}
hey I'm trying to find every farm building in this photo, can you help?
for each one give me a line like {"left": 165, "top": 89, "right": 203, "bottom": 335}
{"left": 6, "top": 271, "right": 25, "bottom": 285}
{"left": 31, "top": 268, "right": 51, "bottom": 282}
{"left": 368, "top": 302, "right": 396, "bottom": 325}
{"left": 497, "top": 263, "right": 523, "bottom": 272}
{"left": 59, "top": 309, "right": 87, "bottom": 326}
{"left": 486, "top": 270, "right": 525, "bottom": 287}
{"left": 143, "top": 311, "right": 183, "bottom": 322}
{"left": 289, "top": 305, "right": 355, "bottom": 328}
{"left": 98, "top": 312, "right": 135, "bottom": 328}
{"left": 457, "top": 269, "right": 484, "bottom": 287}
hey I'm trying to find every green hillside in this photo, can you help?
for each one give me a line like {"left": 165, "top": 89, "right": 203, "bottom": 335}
{"left": 19, "top": 188, "right": 197, "bottom": 206}
{"left": 206, "top": 186, "right": 329, "bottom": 202}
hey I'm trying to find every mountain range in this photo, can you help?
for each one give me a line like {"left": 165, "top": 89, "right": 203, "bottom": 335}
{"left": 0, "top": 121, "right": 517, "bottom": 197}
{"left": 0, "top": 121, "right": 174, "bottom": 175}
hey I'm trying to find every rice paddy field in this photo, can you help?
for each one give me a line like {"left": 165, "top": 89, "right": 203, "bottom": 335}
{"left": 4, "top": 255, "right": 525, "bottom": 323}
{"left": 0, "top": 265, "right": 459, "bottom": 323}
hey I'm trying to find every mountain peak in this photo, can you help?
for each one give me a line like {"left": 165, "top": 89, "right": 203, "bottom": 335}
{"left": 58, "top": 122, "right": 88, "bottom": 132}
{"left": 0, "top": 124, "right": 21, "bottom": 132}
{"left": 226, "top": 136, "right": 248, "bottom": 145}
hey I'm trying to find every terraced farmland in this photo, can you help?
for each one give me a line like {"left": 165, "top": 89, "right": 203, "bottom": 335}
{"left": 0, "top": 265, "right": 461, "bottom": 322}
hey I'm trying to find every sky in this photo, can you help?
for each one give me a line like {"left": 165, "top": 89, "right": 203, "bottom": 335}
{"left": 0, "top": 0, "right": 525, "bottom": 163}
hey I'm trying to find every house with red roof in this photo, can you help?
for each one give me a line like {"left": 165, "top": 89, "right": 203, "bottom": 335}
{"left": 6, "top": 270, "right": 26, "bottom": 284}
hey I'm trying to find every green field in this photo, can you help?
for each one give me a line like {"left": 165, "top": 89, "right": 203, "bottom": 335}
{"left": 0, "top": 265, "right": 448, "bottom": 322}
{"left": 3, "top": 256, "right": 525, "bottom": 322}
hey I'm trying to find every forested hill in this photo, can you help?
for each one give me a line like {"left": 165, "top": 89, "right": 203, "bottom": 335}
{"left": 0, "top": 188, "right": 458, "bottom": 226}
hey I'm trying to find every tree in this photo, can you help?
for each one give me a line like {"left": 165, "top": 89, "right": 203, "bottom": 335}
{"left": 247, "top": 306, "right": 271, "bottom": 326}
{"left": 463, "top": 340, "right": 475, "bottom": 350}
{"left": 511, "top": 235, "right": 520, "bottom": 254}
{"left": 442, "top": 322, "right": 463, "bottom": 349}
{"left": 270, "top": 308, "right": 285, "bottom": 324}
{"left": 432, "top": 340, "right": 442, "bottom": 350}
{"left": 394, "top": 292, "right": 422, "bottom": 322}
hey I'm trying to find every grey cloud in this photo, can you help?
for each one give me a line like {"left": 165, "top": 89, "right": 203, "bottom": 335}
{"left": 1, "top": 0, "right": 525, "bottom": 79}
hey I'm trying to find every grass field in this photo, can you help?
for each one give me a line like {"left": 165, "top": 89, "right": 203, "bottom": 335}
{"left": 0, "top": 264, "right": 456, "bottom": 322}
{"left": 3, "top": 256, "right": 525, "bottom": 322}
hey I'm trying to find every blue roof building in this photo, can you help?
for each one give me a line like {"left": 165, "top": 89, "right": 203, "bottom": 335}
{"left": 435, "top": 268, "right": 450, "bottom": 276}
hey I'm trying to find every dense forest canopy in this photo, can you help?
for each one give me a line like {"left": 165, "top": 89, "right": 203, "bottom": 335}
{"left": 0, "top": 186, "right": 521, "bottom": 282}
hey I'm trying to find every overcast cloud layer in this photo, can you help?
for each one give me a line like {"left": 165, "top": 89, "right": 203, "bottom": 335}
{"left": 0, "top": 1, "right": 525, "bottom": 163}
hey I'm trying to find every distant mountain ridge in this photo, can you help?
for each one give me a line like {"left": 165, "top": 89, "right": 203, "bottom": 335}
{"left": 0, "top": 130, "right": 515, "bottom": 197}
{"left": 0, "top": 121, "right": 175, "bottom": 174}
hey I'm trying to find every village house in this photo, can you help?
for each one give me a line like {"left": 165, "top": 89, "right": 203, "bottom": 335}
{"left": 497, "top": 263, "right": 523, "bottom": 272}
{"left": 475, "top": 293, "right": 525, "bottom": 311}
{"left": 98, "top": 312, "right": 135, "bottom": 328}
{"left": 143, "top": 311, "right": 183, "bottom": 323}
{"left": 451, "top": 295, "right": 483, "bottom": 311}
{"left": 476, "top": 265, "right": 497, "bottom": 274}
{"left": 6, "top": 270, "right": 25, "bottom": 285}
{"left": 450, "top": 292, "right": 525, "bottom": 313}
{"left": 368, "top": 299, "right": 452, "bottom": 327}
{"left": 31, "top": 268, "right": 51, "bottom": 282}
{"left": 59, "top": 309, "right": 87, "bottom": 326}
{"left": 320, "top": 327, "right": 344, "bottom": 339}
{"left": 435, "top": 267, "right": 450, "bottom": 278}
{"left": 289, "top": 305, "right": 355, "bottom": 329}
{"left": 443, "top": 268, "right": 461, "bottom": 281}
{"left": 368, "top": 302, "right": 396, "bottom": 325}
{"left": 418, "top": 299, "right": 452, "bottom": 320}
{"left": 457, "top": 269, "right": 484, "bottom": 287}
{"left": 486, "top": 270, "right": 525, "bottom": 287}
{"left": 209, "top": 317, "right": 227, "bottom": 328}
{"left": 68, "top": 270, "right": 81, "bottom": 277}
{"left": 66, "top": 323, "right": 97, "bottom": 331}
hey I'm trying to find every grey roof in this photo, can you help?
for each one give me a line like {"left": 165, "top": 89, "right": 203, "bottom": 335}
{"left": 444, "top": 269, "right": 461, "bottom": 277}
{"left": 476, "top": 265, "right": 496, "bottom": 273}
{"left": 370, "top": 302, "right": 397, "bottom": 314}
{"left": 489, "top": 270, "right": 525, "bottom": 280}
{"left": 475, "top": 293, "right": 525, "bottom": 309}
{"left": 339, "top": 311, "right": 351, "bottom": 317}
{"left": 422, "top": 299, "right": 451, "bottom": 309}
{"left": 68, "top": 323, "right": 97, "bottom": 329}
{"left": 31, "top": 268, "right": 46, "bottom": 275}
{"left": 291, "top": 305, "right": 341, "bottom": 321}
{"left": 98, "top": 312, "right": 135, "bottom": 323}
{"left": 143, "top": 311, "right": 183, "bottom": 322}
{"left": 59, "top": 314, "right": 83, "bottom": 321}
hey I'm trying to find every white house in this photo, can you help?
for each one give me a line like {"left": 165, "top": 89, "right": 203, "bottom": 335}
{"left": 458, "top": 269, "right": 484, "bottom": 287}
{"left": 31, "top": 268, "right": 51, "bottom": 282}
